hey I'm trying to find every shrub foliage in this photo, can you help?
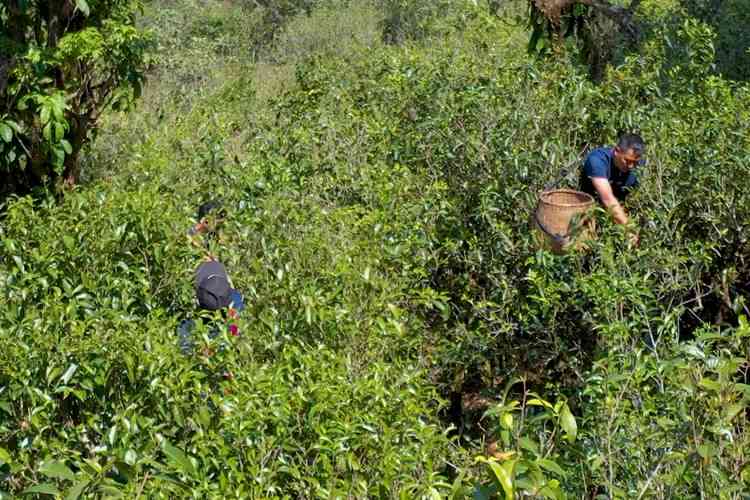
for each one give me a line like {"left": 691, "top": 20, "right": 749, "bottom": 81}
{"left": 1, "top": 0, "right": 749, "bottom": 497}
{"left": 0, "top": 0, "right": 150, "bottom": 194}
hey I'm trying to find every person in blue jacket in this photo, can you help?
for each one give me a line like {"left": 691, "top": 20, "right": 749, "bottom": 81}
{"left": 580, "top": 133, "right": 645, "bottom": 243}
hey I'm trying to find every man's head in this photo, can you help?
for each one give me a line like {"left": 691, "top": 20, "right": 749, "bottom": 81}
{"left": 613, "top": 133, "right": 645, "bottom": 173}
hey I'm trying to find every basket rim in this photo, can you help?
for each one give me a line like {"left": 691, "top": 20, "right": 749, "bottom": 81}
{"left": 539, "top": 188, "right": 595, "bottom": 208}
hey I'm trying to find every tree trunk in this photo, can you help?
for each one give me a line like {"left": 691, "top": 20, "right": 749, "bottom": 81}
{"left": 62, "top": 115, "right": 87, "bottom": 185}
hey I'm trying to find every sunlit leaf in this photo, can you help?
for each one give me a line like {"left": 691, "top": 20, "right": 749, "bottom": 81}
{"left": 40, "top": 460, "right": 76, "bottom": 481}
{"left": 76, "top": 0, "right": 90, "bottom": 16}
{"left": 559, "top": 403, "right": 577, "bottom": 443}
{"left": 60, "top": 363, "right": 78, "bottom": 385}
{"left": 65, "top": 479, "right": 90, "bottom": 500}
{"left": 0, "top": 124, "right": 12, "bottom": 142}
{"left": 537, "top": 458, "right": 566, "bottom": 478}
{"left": 162, "top": 441, "right": 197, "bottom": 478}
{"left": 22, "top": 483, "right": 60, "bottom": 496}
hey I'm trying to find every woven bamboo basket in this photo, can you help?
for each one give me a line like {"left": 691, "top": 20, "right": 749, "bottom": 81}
{"left": 533, "top": 189, "right": 596, "bottom": 253}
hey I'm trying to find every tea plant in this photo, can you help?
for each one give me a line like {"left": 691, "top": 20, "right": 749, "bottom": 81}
{"left": 1, "top": 0, "right": 749, "bottom": 497}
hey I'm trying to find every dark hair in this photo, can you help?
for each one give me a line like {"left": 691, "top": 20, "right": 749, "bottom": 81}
{"left": 616, "top": 132, "right": 645, "bottom": 155}
{"left": 197, "top": 199, "right": 226, "bottom": 220}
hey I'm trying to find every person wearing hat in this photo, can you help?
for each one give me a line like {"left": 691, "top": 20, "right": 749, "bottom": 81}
{"left": 177, "top": 259, "right": 244, "bottom": 355}
{"left": 579, "top": 132, "right": 645, "bottom": 245}
{"left": 195, "top": 259, "right": 243, "bottom": 314}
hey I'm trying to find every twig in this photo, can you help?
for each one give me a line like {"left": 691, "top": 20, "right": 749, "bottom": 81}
{"left": 636, "top": 459, "right": 663, "bottom": 500}
{"left": 135, "top": 471, "right": 150, "bottom": 499}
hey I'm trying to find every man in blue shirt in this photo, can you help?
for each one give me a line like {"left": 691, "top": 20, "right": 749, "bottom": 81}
{"left": 580, "top": 133, "right": 645, "bottom": 234}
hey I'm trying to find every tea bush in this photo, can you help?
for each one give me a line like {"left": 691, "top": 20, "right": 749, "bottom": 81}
{"left": 227, "top": 1, "right": 750, "bottom": 495}
{"left": 1, "top": 0, "right": 750, "bottom": 497}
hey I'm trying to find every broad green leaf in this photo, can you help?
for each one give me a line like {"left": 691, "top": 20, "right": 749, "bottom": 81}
{"left": 537, "top": 458, "right": 566, "bottom": 478}
{"left": 12, "top": 255, "right": 25, "bottom": 273}
{"left": 63, "top": 235, "right": 76, "bottom": 250}
{"left": 559, "top": 403, "right": 577, "bottom": 443}
{"left": 0, "top": 447, "right": 11, "bottom": 466}
{"left": 741, "top": 464, "right": 750, "bottom": 483}
{"left": 472, "top": 484, "right": 496, "bottom": 500}
{"left": 450, "top": 470, "right": 467, "bottom": 500}
{"left": 40, "top": 106, "right": 51, "bottom": 125}
{"left": 489, "top": 461, "right": 513, "bottom": 500}
{"left": 698, "top": 378, "right": 722, "bottom": 392}
{"left": 22, "top": 483, "right": 60, "bottom": 496}
{"left": 75, "top": 0, "right": 90, "bottom": 17}
{"left": 97, "top": 485, "right": 123, "bottom": 497}
{"left": 40, "top": 460, "right": 76, "bottom": 481}
{"left": 539, "top": 479, "right": 565, "bottom": 500}
{"left": 54, "top": 122, "right": 64, "bottom": 142}
{"left": 83, "top": 458, "right": 102, "bottom": 474}
{"left": 162, "top": 441, "right": 197, "bottom": 478}
{"left": 498, "top": 460, "right": 517, "bottom": 500}
{"left": 65, "top": 479, "right": 90, "bottom": 500}
{"left": 527, "top": 398, "right": 554, "bottom": 409}
{"left": 60, "top": 363, "right": 78, "bottom": 385}
{"left": 477, "top": 457, "right": 514, "bottom": 500}
{"left": 500, "top": 412, "right": 513, "bottom": 430}
{"left": 0, "top": 123, "right": 11, "bottom": 142}
{"left": 683, "top": 344, "right": 705, "bottom": 359}
{"left": 519, "top": 437, "right": 538, "bottom": 454}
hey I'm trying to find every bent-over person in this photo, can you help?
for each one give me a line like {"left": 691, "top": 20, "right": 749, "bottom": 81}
{"left": 580, "top": 133, "right": 645, "bottom": 244}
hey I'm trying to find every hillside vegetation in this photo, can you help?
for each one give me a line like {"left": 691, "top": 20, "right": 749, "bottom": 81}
{"left": 1, "top": 0, "right": 749, "bottom": 498}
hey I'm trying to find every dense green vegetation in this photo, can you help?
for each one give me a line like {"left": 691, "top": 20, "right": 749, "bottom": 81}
{"left": 1, "top": 0, "right": 749, "bottom": 497}
{"left": 0, "top": 0, "right": 150, "bottom": 194}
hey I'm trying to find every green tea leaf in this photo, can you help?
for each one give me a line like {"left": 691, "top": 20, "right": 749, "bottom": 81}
{"left": 60, "top": 363, "right": 78, "bottom": 385}
{"left": 162, "top": 441, "right": 197, "bottom": 478}
{"left": 539, "top": 479, "right": 565, "bottom": 500}
{"left": 63, "top": 235, "right": 76, "bottom": 250}
{"left": 0, "top": 447, "right": 11, "bottom": 466}
{"left": 76, "top": 0, "right": 90, "bottom": 16}
{"left": 527, "top": 398, "right": 554, "bottom": 409}
{"left": 65, "top": 479, "right": 90, "bottom": 500}
{"left": 40, "top": 460, "right": 77, "bottom": 481}
{"left": 22, "top": 483, "right": 61, "bottom": 496}
{"left": 537, "top": 458, "right": 566, "bottom": 478}
{"left": 40, "top": 106, "right": 51, "bottom": 125}
{"left": 477, "top": 457, "right": 514, "bottom": 500}
{"left": 0, "top": 124, "right": 12, "bottom": 142}
{"left": 559, "top": 403, "right": 577, "bottom": 443}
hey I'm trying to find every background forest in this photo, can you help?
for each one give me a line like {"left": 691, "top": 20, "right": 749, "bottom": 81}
{"left": 1, "top": 0, "right": 749, "bottom": 497}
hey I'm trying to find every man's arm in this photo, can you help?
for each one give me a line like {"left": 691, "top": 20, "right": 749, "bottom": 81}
{"left": 590, "top": 177, "right": 629, "bottom": 225}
